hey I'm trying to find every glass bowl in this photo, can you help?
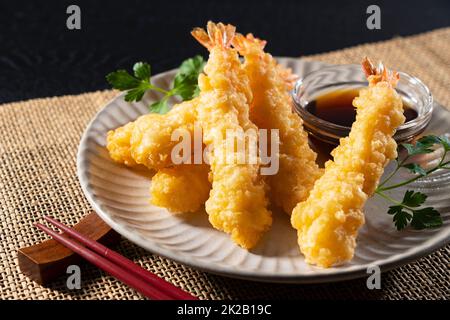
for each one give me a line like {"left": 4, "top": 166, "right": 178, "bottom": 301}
{"left": 292, "top": 64, "right": 433, "bottom": 146}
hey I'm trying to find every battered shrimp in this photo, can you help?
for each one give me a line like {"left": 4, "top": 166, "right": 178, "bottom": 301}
{"left": 106, "top": 99, "right": 197, "bottom": 169}
{"left": 106, "top": 121, "right": 138, "bottom": 167}
{"left": 150, "top": 164, "right": 211, "bottom": 213}
{"left": 291, "top": 58, "right": 405, "bottom": 267}
{"left": 130, "top": 99, "right": 198, "bottom": 169}
{"left": 232, "top": 34, "right": 322, "bottom": 214}
{"left": 107, "top": 34, "right": 310, "bottom": 216}
{"left": 191, "top": 22, "right": 272, "bottom": 249}
{"left": 107, "top": 99, "right": 211, "bottom": 214}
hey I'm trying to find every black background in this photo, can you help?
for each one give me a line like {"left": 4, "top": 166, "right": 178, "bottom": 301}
{"left": 0, "top": 0, "right": 449, "bottom": 104}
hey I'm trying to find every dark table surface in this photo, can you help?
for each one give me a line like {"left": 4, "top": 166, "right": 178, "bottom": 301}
{"left": 0, "top": 0, "right": 449, "bottom": 104}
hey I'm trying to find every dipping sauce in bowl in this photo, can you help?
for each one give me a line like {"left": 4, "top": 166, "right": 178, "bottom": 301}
{"left": 304, "top": 87, "right": 419, "bottom": 127}
{"left": 292, "top": 64, "right": 433, "bottom": 151}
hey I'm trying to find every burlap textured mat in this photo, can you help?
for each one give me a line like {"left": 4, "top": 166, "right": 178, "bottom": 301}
{"left": 1, "top": 28, "right": 449, "bottom": 300}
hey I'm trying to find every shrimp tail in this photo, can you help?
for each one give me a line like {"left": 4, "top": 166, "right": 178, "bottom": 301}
{"left": 362, "top": 57, "right": 399, "bottom": 87}
{"left": 232, "top": 33, "right": 266, "bottom": 55}
{"left": 233, "top": 33, "right": 297, "bottom": 89}
{"left": 191, "top": 21, "right": 236, "bottom": 51}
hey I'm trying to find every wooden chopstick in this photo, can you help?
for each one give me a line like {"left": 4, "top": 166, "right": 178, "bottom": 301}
{"left": 35, "top": 217, "right": 197, "bottom": 300}
{"left": 42, "top": 215, "right": 196, "bottom": 300}
{"left": 35, "top": 223, "right": 171, "bottom": 299}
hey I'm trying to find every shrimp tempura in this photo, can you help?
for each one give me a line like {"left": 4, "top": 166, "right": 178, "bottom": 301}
{"left": 107, "top": 99, "right": 211, "bottom": 214}
{"left": 150, "top": 164, "right": 211, "bottom": 213}
{"left": 106, "top": 99, "right": 197, "bottom": 169}
{"left": 130, "top": 99, "right": 198, "bottom": 169}
{"left": 233, "top": 34, "right": 322, "bottom": 214}
{"left": 107, "top": 121, "right": 138, "bottom": 167}
{"left": 291, "top": 58, "right": 405, "bottom": 267}
{"left": 191, "top": 22, "right": 272, "bottom": 249}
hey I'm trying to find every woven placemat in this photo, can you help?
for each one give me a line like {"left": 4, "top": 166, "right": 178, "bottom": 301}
{"left": 1, "top": 28, "right": 449, "bottom": 300}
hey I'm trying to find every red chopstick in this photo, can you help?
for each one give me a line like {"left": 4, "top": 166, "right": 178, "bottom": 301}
{"left": 35, "top": 223, "right": 170, "bottom": 299}
{"left": 36, "top": 217, "right": 197, "bottom": 300}
{"left": 43, "top": 215, "right": 196, "bottom": 300}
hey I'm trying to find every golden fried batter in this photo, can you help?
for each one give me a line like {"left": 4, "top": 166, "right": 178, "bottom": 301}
{"left": 106, "top": 32, "right": 315, "bottom": 217}
{"left": 130, "top": 99, "right": 198, "bottom": 169}
{"left": 192, "top": 22, "right": 272, "bottom": 248}
{"left": 150, "top": 164, "right": 211, "bottom": 213}
{"left": 291, "top": 58, "right": 405, "bottom": 267}
{"left": 106, "top": 99, "right": 210, "bottom": 214}
{"left": 233, "top": 34, "right": 322, "bottom": 214}
{"left": 106, "top": 121, "right": 138, "bottom": 167}
{"left": 107, "top": 99, "right": 198, "bottom": 170}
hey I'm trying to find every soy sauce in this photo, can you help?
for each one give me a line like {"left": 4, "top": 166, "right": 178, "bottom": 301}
{"left": 305, "top": 88, "right": 418, "bottom": 127}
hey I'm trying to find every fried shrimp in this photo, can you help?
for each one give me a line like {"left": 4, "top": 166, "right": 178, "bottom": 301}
{"left": 106, "top": 121, "right": 138, "bottom": 167}
{"left": 150, "top": 164, "right": 211, "bottom": 213}
{"left": 130, "top": 99, "right": 198, "bottom": 170}
{"left": 106, "top": 99, "right": 197, "bottom": 170}
{"left": 106, "top": 99, "right": 211, "bottom": 214}
{"left": 191, "top": 22, "right": 272, "bottom": 249}
{"left": 232, "top": 33, "right": 322, "bottom": 214}
{"left": 291, "top": 57, "right": 405, "bottom": 267}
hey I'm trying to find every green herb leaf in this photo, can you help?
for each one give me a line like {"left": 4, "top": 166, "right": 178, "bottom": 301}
{"left": 402, "top": 142, "right": 433, "bottom": 156}
{"left": 106, "top": 56, "right": 204, "bottom": 114}
{"left": 149, "top": 99, "right": 170, "bottom": 114}
{"left": 106, "top": 65, "right": 151, "bottom": 102}
{"left": 439, "top": 135, "right": 450, "bottom": 151}
{"left": 384, "top": 190, "right": 439, "bottom": 230}
{"left": 401, "top": 135, "right": 440, "bottom": 156}
{"left": 376, "top": 135, "right": 448, "bottom": 231}
{"left": 402, "top": 190, "right": 427, "bottom": 207}
{"left": 177, "top": 55, "right": 205, "bottom": 77}
{"left": 388, "top": 205, "right": 412, "bottom": 230}
{"left": 402, "top": 163, "right": 426, "bottom": 176}
{"left": 172, "top": 75, "right": 198, "bottom": 100}
{"left": 106, "top": 70, "right": 140, "bottom": 90}
{"left": 173, "top": 55, "right": 205, "bottom": 100}
{"left": 133, "top": 62, "right": 151, "bottom": 80}
{"left": 193, "top": 85, "right": 201, "bottom": 98}
{"left": 417, "top": 135, "right": 441, "bottom": 146}
{"left": 124, "top": 82, "right": 151, "bottom": 102}
{"left": 410, "top": 207, "right": 443, "bottom": 229}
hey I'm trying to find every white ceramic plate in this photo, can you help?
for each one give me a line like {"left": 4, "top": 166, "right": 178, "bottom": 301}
{"left": 77, "top": 58, "right": 450, "bottom": 283}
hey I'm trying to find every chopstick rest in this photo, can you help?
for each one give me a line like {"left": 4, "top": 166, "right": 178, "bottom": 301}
{"left": 18, "top": 212, "right": 120, "bottom": 285}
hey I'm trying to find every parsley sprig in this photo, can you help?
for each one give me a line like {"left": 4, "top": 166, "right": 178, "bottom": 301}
{"left": 106, "top": 55, "right": 205, "bottom": 114}
{"left": 375, "top": 135, "right": 450, "bottom": 230}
